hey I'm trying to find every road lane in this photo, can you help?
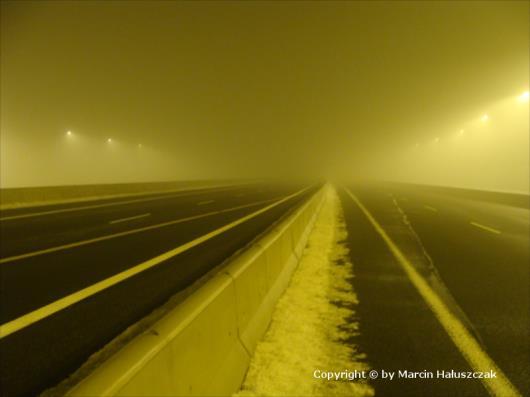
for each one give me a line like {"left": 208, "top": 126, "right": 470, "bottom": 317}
{"left": 388, "top": 184, "right": 530, "bottom": 395}
{"left": 0, "top": 183, "right": 253, "bottom": 220}
{"left": 0, "top": 182, "right": 317, "bottom": 397}
{"left": 0, "top": 184, "right": 285, "bottom": 258}
{"left": 344, "top": 188, "right": 518, "bottom": 396}
{"left": 339, "top": 183, "right": 528, "bottom": 396}
{"left": 339, "top": 186, "right": 488, "bottom": 396}
{"left": 0, "top": 196, "right": 288, "bottom": 265}
{"left": 1, "top": 186, "right": 309, "bottom": 334}
{"left": 0, "top": 183, "right": 309, "bottom": 322}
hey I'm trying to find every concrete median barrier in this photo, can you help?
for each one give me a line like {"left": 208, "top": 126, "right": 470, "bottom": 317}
{"left": 67, "top": 186, "right": 325, "bottom": 397}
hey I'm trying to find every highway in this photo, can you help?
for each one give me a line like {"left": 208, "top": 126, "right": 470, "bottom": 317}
{"left": 0, "top": 182, "right": 317, "bottom": 397}
{"left": 339, "top": 183, "right": 529, "bottom": 396}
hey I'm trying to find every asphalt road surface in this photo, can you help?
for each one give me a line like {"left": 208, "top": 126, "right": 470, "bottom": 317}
{"left": 339, "top": 183, "right": 529, "bottom": 397}
{"left": 0, "top": 182, "right": 317, "bottom": 397}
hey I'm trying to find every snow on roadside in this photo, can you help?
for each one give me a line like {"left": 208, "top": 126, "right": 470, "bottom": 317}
{"left": 236, "top": 185, "right": 374, "bottom": 397}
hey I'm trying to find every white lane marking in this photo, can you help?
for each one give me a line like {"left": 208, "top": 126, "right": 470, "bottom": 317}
{"left": 197, "top": 200, "right": 214, "bottom": 206}
{"left": 0, "top": 186, "right": 241, "bottom": 221}
{"left": 470, "top": 222, "right": 501, "bottom": 235}
{"left": 109, "top": 213, "right": 151, "bottom": 225}
{"left": 423, "top": 205, "right": 438, "bottom": 212}
{"left": 0, "top": 196, "right": 288, "bottom": 264}
{"left": 0, "top": 186, "right": 311, "bottom": 338}
{"left": 344, "top": 188, "right": 521, "bottom": 397}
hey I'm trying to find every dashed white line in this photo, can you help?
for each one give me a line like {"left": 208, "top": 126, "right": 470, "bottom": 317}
{"left": 470, "top": 222, "right": 501, "bottom": 235}
{"left": 197, "top": 200, "right": 214, "bottom": 205}
{"left": 423, "top": 205, "right": 438, "bottom": 212}
{"left": 109, "top": 213, "right": 151, "bottom": 224}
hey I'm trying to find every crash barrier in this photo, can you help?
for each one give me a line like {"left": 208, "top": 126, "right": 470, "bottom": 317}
{"left": 67, "top": 186, "right": 326, "bottom": 396}
{"left": 0, "top": 180, "right": 245, "bottom": 209}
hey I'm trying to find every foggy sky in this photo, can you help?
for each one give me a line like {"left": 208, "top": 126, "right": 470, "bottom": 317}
{"left": 1, "top": 1, "right": 528, "bottom": 189}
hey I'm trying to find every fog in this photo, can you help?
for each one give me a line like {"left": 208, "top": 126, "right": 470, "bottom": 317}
{"left": 361, "top": 93, "right": 530, "bottom": 193}
{"left": 1, "top": 1, "right": 528, "bottom": 191}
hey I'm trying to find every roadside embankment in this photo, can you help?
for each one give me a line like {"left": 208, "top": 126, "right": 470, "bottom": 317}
{"left": 385, "top": 181, "right": 529, "bottom": 209}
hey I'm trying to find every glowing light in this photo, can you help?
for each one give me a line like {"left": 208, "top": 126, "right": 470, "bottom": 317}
{"left": 107, "top": 138, "right": 113, "bottom": 143}
{"left": 138, "top": 143, "right": 143, "bottom": 148}
{"left": 66, "top": 130, "right": 72, "bottom": 136}
{"left": 434, "top": 137, "right": 440, "bottom": 143}
{"left": 518, "top": 91, "right": 529, "bottom": 102}
{"left": 459, "top": 129, "right": 465, "bottom": 135}
{"left": 481, "top": 114, "right": 489, "bottom": 122}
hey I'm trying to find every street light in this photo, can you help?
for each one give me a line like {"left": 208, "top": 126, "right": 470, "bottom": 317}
{"left": 481, "top": 114, "right": 489, "bottom": 122}
{"left": 66, "top": 130, "right": 72, "bottom": 137}
{"left": 138, "top": 143, "right": 143, "bottom": 148}
{"left": 107, "top": 138, "right": 113, "bottom": 143}
{"left": 518, "top": 91, "right": 529, "bottom": 102}
{"left": 459, "top": 129, "right": 465, "bottom": 135}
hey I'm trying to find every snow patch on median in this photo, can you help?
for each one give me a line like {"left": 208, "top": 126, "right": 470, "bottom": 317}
{"left": 236, "top": 185, "right": 373, "bottom": 397}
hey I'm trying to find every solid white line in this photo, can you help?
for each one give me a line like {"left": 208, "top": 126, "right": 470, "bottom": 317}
{"left": 423, "top": 205, "right": 438, "bottom": 212}
{"left": 109, "top": 213, "right": 151, "bottom": 224}
{"left": 0, "top": 186, "right": 311, "bottom": 338}
{"left": 197, "top": 200, "right": 214, "bottom": 205}
{"left": 0, "top": 186, "right": 241, "bottom": 221}
{"left": 344, "top": 188, "right": 520, "bottom": 397}
{"left": 470, "top": 222, "right": 501, "bottom": 235}
{"left": 0, "top": 196, "right": 289, "bottom": 265}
